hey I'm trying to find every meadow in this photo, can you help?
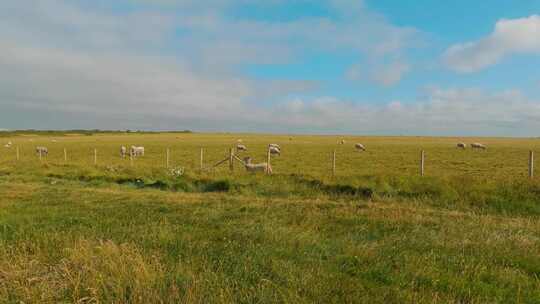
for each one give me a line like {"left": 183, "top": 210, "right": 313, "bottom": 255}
{"left": 0, "top": 132, "right": 539, "bottom": 303}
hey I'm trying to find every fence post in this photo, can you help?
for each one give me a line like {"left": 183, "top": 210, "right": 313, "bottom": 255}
{"left": 332, "top": 149, "right": 336, "bottom": 177}
{"left": 94, "top": 149, "right": 97, "bottom": 165}
{"left": 64, "top": 148, "right": 67, "bottom": 163}
{"left": 166, "top": 148, "right": 170, "bottom": 168}
{"left": 16, "top": 146, "right": 19, "bottom": 161}
{"left": 130, "top": 151, "right": 133, "bottom": 167}
{"left": 420, "top": 150, "right": 425, "bottom": 177}
{"left": 39, "top": 149, "right": 42, "bottom": 162}
{"left": 200, "top": 148, "right": 204, "bottom": 171}
{"left": 229, "top": 148, "right": 234, "bottom": 171}
{"left": 266, "top": 146, "right": 271, "bottom": 175}
{"left": 529, "top": 151, "right": 534, "bottom": 179}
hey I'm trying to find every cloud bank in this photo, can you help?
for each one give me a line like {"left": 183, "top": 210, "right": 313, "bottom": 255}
{"left": 0, "top": 1, "right": 539, "bottom": 136}
{"left": 444, "top": 15, "right": 540, "bottom": 73}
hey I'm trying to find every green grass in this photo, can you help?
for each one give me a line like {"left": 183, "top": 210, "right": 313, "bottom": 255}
{"left": 0, "top": 133, "right": 539, "bottom": 303}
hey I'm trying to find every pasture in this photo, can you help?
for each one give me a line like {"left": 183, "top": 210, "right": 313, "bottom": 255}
{"left": 0, "top": 132, "right": 539, "bottom": 303}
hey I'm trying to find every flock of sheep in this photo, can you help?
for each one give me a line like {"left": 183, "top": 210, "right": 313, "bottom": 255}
{"left": 235, "top": 141, "right": 281, "bottom": 173}
{"left": 120, "top": 145, "right": 145, "bottom": 158}
{"left": 457, "top": 142, "right": 487, "bottom": 150}
{"left": 4, "top": 139, "right": 488, "bottom": 175}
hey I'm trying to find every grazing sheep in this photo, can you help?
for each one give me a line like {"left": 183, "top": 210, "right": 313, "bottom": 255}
{"left": 457, "top": 142, "right": 466, "bottom": 149}
{"left": 269, "top": 143, "right": 281, "bottom": 149}
{"left": 243, "top": 157, "right": 272, "bottom": 174}
{"left": 130, "top": 146, "right": 145, "bottom": 156}
{"left": 4, "top": 141, "right": 12, "bottom": 148}
{"left": 236, "top": 144, "right": 247, "bottom": 152}
{"left": 471, "top": 143, "right": 487, "bottom": 150}
{"left": 35, "top": 146, "right": 48, "bottom": 156}
{"left": 120, "top": 146, "right": 127, "bottom": 158}
{"left": 355, "top": 143, "right": 366, "bottom": 151}
{"left": 269, "top": 146, "right": 281, "bottom": 155}
{"left": 340, "top": 139, "right": 346, "bottom": 145}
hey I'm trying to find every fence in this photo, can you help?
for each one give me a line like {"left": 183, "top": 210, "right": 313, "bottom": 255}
{"left": 0, "top": 145, "right": 537, "bottom": 179}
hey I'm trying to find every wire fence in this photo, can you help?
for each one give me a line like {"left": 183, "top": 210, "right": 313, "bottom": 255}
{"left": 0, "top": 142, "right": 537, "bottom": 180}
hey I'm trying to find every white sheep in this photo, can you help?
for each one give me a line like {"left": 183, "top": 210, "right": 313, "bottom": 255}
{"left": 355, "top": 143, "right": 366, "bottom": 151}
{"left": 236, "top": 144, "right": 247, "bottom": 152}
{"left": 130, "top": 146, "right": 145, "bottom": 156}
{"left": 120, "top": 146, "right": 127, "bottom": 158}
{"left": 340, "top": 139, "right": 346, "bottom": 145}
{"left": 36, "top": 146, "right": 48, "bottom": 156}
{"left": 471, "top": 143, "right": 487, "bottom": 150}
{"left": 269, "top": 146, "right": 281, "bottom": 155}
{"left": 269, "top": 143, "right": 281, "bottom": 149}
{"left": 457, "top": 142, "right": 466, "bottom": 149}
{"left": 243, "top": 157, "right": 272, "bottom": 174}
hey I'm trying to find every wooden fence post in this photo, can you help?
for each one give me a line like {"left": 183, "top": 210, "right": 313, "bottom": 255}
{"left": 266, "top": 146, "right": 271, "bottom": 175}
{"left": 529, "top": 150, "right": 534, "bottom": 179}
{"left": 229, "top": 148, "right": 234, "bottom": 172}
{"left": 200, "top": 148, "right": 204, "bottom": 171}
{"left": 64, "top": 148, "right": 67, "bottom": 163}
{"left": 94, "top": 149, "right": 97, "bottom": 165}
{"left": 332, "top": 149, "right": 336, "bottom": 177}
{"left": 166, "top": 148, "right": 170, "bottom": 168}
{"left": 16, "top": 146, "right": 19, "bottom": 161}
{"left": 39, "top": 149, "right": 42, "bottom": 162}
{"left": 420, "top": 150, "right": 425, "bottom": 177}
{"left": 130, "top": 151, "right": 133, "bottom": 167}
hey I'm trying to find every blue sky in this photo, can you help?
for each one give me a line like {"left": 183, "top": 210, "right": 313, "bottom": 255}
{"left": 1, "top": 0, "right": 540, "bottom": 135}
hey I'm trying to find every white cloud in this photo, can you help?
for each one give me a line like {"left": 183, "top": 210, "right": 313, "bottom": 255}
{"left": 371, "top": 61, "right": 409, "bottom": 86}
{"left": 7, "top": 1, "right": 538, "bottom": 136}
{"left": 346, "top": 60, "right": 410, "bottom": 86}
{"left": 265, "top": 88, "right": 540, "bottom": 136}
{"left": 0, "top": 0, "right": 419, "bottom": 131}
{"left": 443, "top": 15, "right": 540, "bottom": 73}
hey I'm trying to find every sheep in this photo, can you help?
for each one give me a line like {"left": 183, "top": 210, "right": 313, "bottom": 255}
{"left": 457, "top": 142, "right": 466, "bottom": 149}
{"left": 340, "top": 139, "right": 346, "bottom": 145}
{"left": 269, "top": 146, "right": 281, "bottom": 155}
{"left": 471, "top": 143, "right": 487, "bottom": 150}
{"left": 35, "top": 146, "right": 48, "bottom": 156}
{"left": 243, "top": 157, "right": 272, "bottom": 174}
{"left": 236, "top": 144, "right": 247, "bottom": 152}
{"left": 130, "top": 146, "right": 145, "bottom": 156}
{"left": 4, "top": 141, "right": 12, "bottom": 148}
{"left": 355, "top": 143, "right": 366, "bottom": 151}
{"left": 120, "top": 146, "right": 127, "bottom": 158}
{"left": 269, "top": 143, "right": 281, "bottom": 149}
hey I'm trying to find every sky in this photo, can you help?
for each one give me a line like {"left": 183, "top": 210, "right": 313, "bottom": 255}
{"left": 1, "top": 0, "right": 540, "bottom": 136}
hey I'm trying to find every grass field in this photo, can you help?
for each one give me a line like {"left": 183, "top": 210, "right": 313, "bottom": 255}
{"left": 0, "top": 133, "right": 539, "bottom": 303}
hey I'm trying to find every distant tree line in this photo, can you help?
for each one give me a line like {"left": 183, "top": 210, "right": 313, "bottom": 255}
{"left": 0, "top": 129, "right": 193, "bottom": 137}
